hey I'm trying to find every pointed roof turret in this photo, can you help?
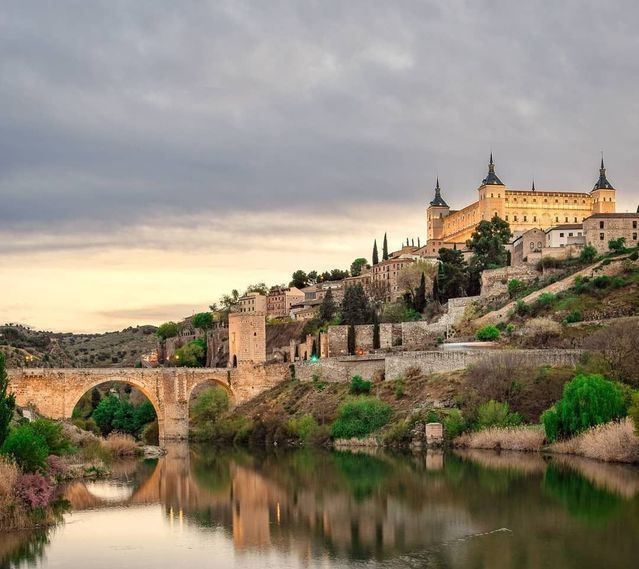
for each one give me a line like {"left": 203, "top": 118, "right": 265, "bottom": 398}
{"left": 593, "top": 155, "right": 614, "bottom": 190}
{"left": 429, "top": 177, "right": 449, "bottom": 207}
{"left": 481, "top": 153, "right": 504, "bottom": 185}
{"left": 531, "top": 179, "right": 536, "bottom": 192}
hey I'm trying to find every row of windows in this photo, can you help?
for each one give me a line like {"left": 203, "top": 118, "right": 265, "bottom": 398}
{"left": 600, "top": 232, "right": 638, "bottom": 241}
{"left": 600, "top": 220, "right": 639, "bottom": 229}
{"left": 506, "top": 214, "right": 583, "bottom": 223}
{"left": 508, "top": 197, "right": 587, "bottom": 205}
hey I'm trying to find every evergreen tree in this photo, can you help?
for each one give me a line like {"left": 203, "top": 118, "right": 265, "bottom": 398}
{"left": 347, "top": 325, "right": 356, "bottom": 355}
{"left": 372, "top": 240, "right": 379, "bottom": 265}
{"left": 311, "top": 339, "right": 318, "bottom": 358}
{"left": 319, "top": 288, "right": 337, "bottom": 322}
{"left": 0, "top": 353, "right": 15, "bottom": 446}
{"left": 341, "top": 284, "right": 372, "bottom": 325}
{"left": 372, "top": 313, "right": 380, "bottom": 349}
{"left": 438, "top": 248, "right": 469, "bottom": 302}
{"left": 382, "top": 233, "right": 389, "bottom": 260}
{"left": 415, "top": 272, "right": 427, "bottom": 312}
{"left": 466, "top": 215, "right": 512, "bottom": 270}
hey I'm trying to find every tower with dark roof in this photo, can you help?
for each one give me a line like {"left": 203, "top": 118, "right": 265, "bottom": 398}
{"left": 426, "top": 177, "right": 450, "bottom": 241}
{"left": 590, "top": 155, "right": 616, "bottom": 214}
{"left": 477, "top": 153, "right": 507, "bottom": 222}
{"left": 481, "top": 153, "right": 504, "bottom": 186}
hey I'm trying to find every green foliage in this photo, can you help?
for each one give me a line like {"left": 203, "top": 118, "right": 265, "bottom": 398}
{"left": 536, "top": 292, "right": 555, "bottom": 308}
{"left": 1, "top": 425, "right": 48, "bottom": 472}
{"left": 349, "top": 375, "right": 372, "bottom": 395}
{"left": 630, "top": 250, "right": 639, "bottom": 261}
{"left": 372, "top": 239, "right": 379, "bottom": 265}
{"left": 466, "top": 216, "right": 512, "bottom": 291}
{"left": 319, "top": 288, "right": 337, "bottom": 322}
{"left": 341, "top": 284, "right": 372, "bottom": 325}
{"left": 514, "top": 300, "right": 530, "bottom": 316}
{"left": 475, "top": 325, "right": 500, "bottom": 341}
{"left": 508, "top": 279, "right": 525, "bottom": 298}
{"left": 290, "top": 270, "right": 308, "bottom": 288}
{"left": 192, "top": 312, "right": 214, "bottom": 330}
{"left": 608, "top": 237, "right": 626, "bottom": 253}
{"left": 564, "top": 310, "right": 582, "bottom": 324}
{"left": 287, "top": 414, "right": 320, "bottom": 444}
{"left": 476, "top": 400, "right": 522, "bottom": 430}
{"left": 506, "top": 323, "right": 515, "bottom": 335}
{"left": 380, "top": 301, "right": 421, "bottom": 323}
{"left": 331, "top": 398, "right": 392, "bottom": 439}
{"left": 156, "top": 321, "right": 179, "bottom": 340}
{"left": 92, "top": 393, "right": 156, "bottom": 437}
{"left": 394, "top": 378, "right": 405, "bottom": 399}
{"left": 28, "top": 419, "right": 73, "bottom": 455}
{"left": 414, "top": 272, "right": 427, "bottom": 312}
{"left": 541, "top": 374, "right": 628, "bottom": 442}
{"left": 175, "top": 338, "right": 207, "bottom": 367}
{"left": 382, "top": 233, "right": 389, "bottom": 261}
{"left": 191, "top": 388, "right": 229, "bottom": 425}
{"left": 372, "top": 315, "right": 380, "bottom": 349}
{"left": 629, "top": 393, "right": 639, "bottom": 436}
{"left": 350, "top": 258, "right": 368, "bottom": 277}
{"left": 579, "top": 244, "right": 597, "bottom": 263}
{"left": 0, "top": 353, "right": 16, "bottom": 447}
{"left": 436, "top": 248, "right": 468, "bottom": 301}
{"left": 92, "top": 394, "right": 121, "bottom": 436}
{"left": 442, "top": 409, "right": 468, "bottom": 439}
{"left": 347, "top": 324, "right": 356, "bottom": 355}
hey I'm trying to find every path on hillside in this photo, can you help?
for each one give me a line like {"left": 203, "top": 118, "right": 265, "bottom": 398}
{"left": 475, "top": 257, "right": 628, "bottom": 326}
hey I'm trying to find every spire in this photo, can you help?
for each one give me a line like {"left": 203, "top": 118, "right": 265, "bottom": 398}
{"left": 429, "top": 177, "right": 449, "bottom": 207}
{"left": 481, "top": 153, "right": 504, "bottom": 185}
{"left": 531, "top": 179, "right": 536, "bottom": 192}
{"left": 593, "top": 154, "right": 614, "bottom": 191}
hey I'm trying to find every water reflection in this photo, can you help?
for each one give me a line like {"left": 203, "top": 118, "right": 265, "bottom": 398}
{"left": 2, "top": 445, "right": 639, "bottom": 568}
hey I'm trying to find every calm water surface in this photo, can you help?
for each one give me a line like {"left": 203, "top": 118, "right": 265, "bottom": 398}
{"left": 2, "top": 444, "right": 639, "bottom": 568}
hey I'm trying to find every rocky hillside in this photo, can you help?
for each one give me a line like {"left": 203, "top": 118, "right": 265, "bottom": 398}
{"left": 0, "top": 324, "right": 158, "bottom": 368}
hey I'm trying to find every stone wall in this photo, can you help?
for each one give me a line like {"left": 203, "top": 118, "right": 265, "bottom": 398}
{"left": 385, "top": 349, "right": 582, "bottom": 380}
{"left": 327, "top": 325, "right": 349, "bottom": 357}
{"left": 294, "top": 356, "right": 385, "bottom": 383}
{"left": 400, "top": 321, "right": 446, "bottom": 350}
{"left": 480, "top": 265, "right": 539, "bottom": 299}
{"left": 228, "top": 312, "right": 266, "bottom": 365}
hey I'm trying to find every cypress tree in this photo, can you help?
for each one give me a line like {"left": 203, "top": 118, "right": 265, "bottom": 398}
{"left": 319, "top": 288, "right": 336, "bottom": 322}
{"left": 382, "top": 233, "right": 389, "bottom": 260}
{"left": 372, "top": 240, "right": 379, "bottom": 265}
{"left": 372, "top": 313, "right": 380, "bottom": 350}
{"left": 0, "top": 353, "right": 15, "bottom": 446}
{"left": 415, "top": 272, "right": 427, "bottom": 313}
{"left": 347, "top": 325, "right": 356, "bottom": 355}
{"left": 311, "top": 339, "right": 318, "bottom": 358}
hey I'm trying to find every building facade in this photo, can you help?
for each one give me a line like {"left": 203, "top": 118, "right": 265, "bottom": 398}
{"left": 228, "top": 312, "right": 266, "bottom": 366}
{"left": 426, "top": 155, "right": 617, "bottom": 251}
{"left": 236, "top": 292, "right": 267, "bottom": 313}
{"left": 266, "top": 287, "right": 305, "bottom": 319}
{"left": 583, "top": 213, "right": 639, "bottom": 254}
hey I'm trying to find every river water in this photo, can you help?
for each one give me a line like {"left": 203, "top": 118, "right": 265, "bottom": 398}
{"left": 2, "top": 444, "right": 638, "bottom": 568}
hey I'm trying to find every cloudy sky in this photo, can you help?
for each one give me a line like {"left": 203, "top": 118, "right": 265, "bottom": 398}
{"left": 1, "top": 0, "right": 638, "bottom": 332}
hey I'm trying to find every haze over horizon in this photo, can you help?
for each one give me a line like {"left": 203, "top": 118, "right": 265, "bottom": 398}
{"left": 2, "top": 0, "right": 639, "bottom": 333}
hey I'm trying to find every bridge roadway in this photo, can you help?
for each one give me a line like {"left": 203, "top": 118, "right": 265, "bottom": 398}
{"left": 7, "top": 364, "right": 289, "bottom": 443}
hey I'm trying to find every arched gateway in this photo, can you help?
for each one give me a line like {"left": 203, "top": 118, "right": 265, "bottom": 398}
{"left": 7, "top": 365, "right": 288, "bottom": 444}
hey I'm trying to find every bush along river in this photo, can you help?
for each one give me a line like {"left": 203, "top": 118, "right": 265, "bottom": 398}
{"left": 1, "top": 444, "right": 639, "bottom": 569}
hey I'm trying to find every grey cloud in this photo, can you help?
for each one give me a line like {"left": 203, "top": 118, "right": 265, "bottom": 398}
{"left": 2, "top": 0, "right": 639, "bottom": 233}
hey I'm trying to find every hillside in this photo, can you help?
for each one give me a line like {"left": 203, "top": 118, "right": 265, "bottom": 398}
{"left": 0, "top": 324, "right": 158, "bottom": 368}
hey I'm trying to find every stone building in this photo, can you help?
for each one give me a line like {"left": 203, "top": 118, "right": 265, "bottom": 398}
{"left": 236, "top": 292, "right": 266, "bottom": 313}
{"left": 371, "top": 255, "right": 415, "bottom": 302}
{"left": 545, "top": 224, "right": 585, "bottom": 248}
{"left": 583, "top": 212, "right": 639, "bottom": 253}
{"left": 266, "top": 287, "right": 305, "bottom": 319}
{"left": 426, "top": 155, "right": 617, "bottom": 251}
{"left": 228, "top": 312, "right": 266, "bottom": 366}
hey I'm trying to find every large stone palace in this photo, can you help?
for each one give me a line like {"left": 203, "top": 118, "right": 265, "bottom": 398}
{"left": 424, "top": 154, "right": 617, "bottom": 254}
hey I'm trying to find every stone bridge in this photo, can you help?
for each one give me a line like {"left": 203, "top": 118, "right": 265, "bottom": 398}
{"left": 7, "top": 364, "right": 289, "bottom": 443}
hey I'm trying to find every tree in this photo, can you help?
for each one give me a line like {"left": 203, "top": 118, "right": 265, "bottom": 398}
{"left": 329, "top": 268, "right": 349, "bottom": 281}
{"left": 372, "top": 313, "right": 380, "bottom": 349}
{"left": 319, "top": 288, "right": 337, "bottom": 322}
{"left": 192, "top": 312, "right": 214, "bottom": 331}
{"left": 175, "top": 339, "right": 206, "bottom": 367}
{"left": 290, "top": 270, "right": 308, "bottom": 289}
{"left": 92, "top": 394, "right": 122, "bottom": 436}
{"left": 245, "top": 282, "right": 269, "bottom": 295}
{"left": 307, "top": 271, "right": 318, "bottom": 285}
{"left": 347, "top": 325, "right": 356, "bottom": 355}
{"left": 350, "top": 258, "right": 368, "bottom": 277}
{"left": 466, "top": 215, "right": 512, "bottom": 271}
{"left": 579, "top": 244, "right": 597, "bottom": 263}
{"left": 0, "top": 353, "right": 16, "bottom": 447}
{"left": 341, "top": 284, "right": 372, "bottom": 325}
{"left": 220, "top": 289, "right": 240, "bottom": 310}
{"left": 608, "top": 237, "right": 626, "bottom": 253}
{"left": 372, "top": 240, "right": 379, "bottom": 265}
{"left": 156, "top": 321, "right": 179, "bottom": 340}
{"left": 382, "top": 233, "right": 389, "bottom": 261}
{"left": 397, "top": 261, "right": 436, "bottom": 308}
{"left": 542, "top": 374, "right": 628, "bottom": 442}
{"left": 414, "top": 272, "right": 427, "bottom": 313}
{"left": 437, "top": 248, "right": 468, "bottom": 302}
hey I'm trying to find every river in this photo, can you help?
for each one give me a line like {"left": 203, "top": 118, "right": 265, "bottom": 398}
{"left": 2, "top": 444, "right": 638, "bottom": 568}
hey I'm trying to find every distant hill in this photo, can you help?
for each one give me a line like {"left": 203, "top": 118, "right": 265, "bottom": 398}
{"left": 0, "top": 324, "right": 158, "bottom": 368}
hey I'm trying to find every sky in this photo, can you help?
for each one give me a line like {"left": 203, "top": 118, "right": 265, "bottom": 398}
{"left": 1, "top": 0, "right": 638, "bottom": 333}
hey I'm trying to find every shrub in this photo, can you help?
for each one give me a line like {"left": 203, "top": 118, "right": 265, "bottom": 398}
{"left": 564, "top": 310, "right": 582, "bottom": 324}
{"left": 534, "top": 292, "right": 555, "bottom": 310}
{"left": 1, "top": 426, "right": 48, "bottom": 472}
{"left": 0, "top": 353, "right": 15, "bottom": 447}
{"left": 506, "top": 323, "right": 515, "bottom": 335}
{"left": 475, "top": 325, "right": 500, "bottom": 341}
{"left": 455, "top": 425, "right": 545, "bottom": 451}
{"left": 514, "top": 300, "right": 529, "bottom": 316}
{"left": 16, "top": 473, "right": 54, "bottom": 509}
{"left": 0, "top": 456, "right": 19, "bottom": 499}
{"left": 508, "top": 279, "right": 525, "bottom": 298}
{"left": 394, "top": 378, "right": 405, "bottom": 399}
{"left": 629, "top": 393, "right": 639, "bottom": 436}
{"left": 592, "top": 275, "right": 611, "bottom": 289}
{"left": 287, "top": 415, "right": 319, "bottom": 444}
{"left": 442, "top": 409, "right": 467, "bottom": 439}
{"left": 536, "top": 257, "right": 563, "bottom": 270}
{"left": 28, "top": 419, "right": 73, "bottom": 456}
{"left": 331, "top": 398, "right": 392, "bottom": 439}
{"left": 521, "top": 317, "right": 562, "bottom": 346}
{"left": 630, "top": 250, "right": 639, "bottom": 261}
{"left": 103, "top": 433, "right": 140, "bottom": 457}
{"left": 608, "top": 237, "right": 626, "bottom": 253}
{"left": 579, "top": 244, "right": 597, "bottom": 263}
{"left": 541, "top": 374, "right": 628, "bottom": 442}
{"left": 349, "top": 375, "right": 372, "bottom": 395}
{"left": 583, "top": 320, "right": 639, "bottom": 387}
{"left": 476, "top": 400, "right": 522, "bottom": 430}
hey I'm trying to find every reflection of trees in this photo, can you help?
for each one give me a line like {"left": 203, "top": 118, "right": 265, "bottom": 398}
{"left": 0, "top": 530, "right": 50, "bottom": 569}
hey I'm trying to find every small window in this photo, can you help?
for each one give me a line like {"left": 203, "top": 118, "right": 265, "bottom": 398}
{"left": 599, "top": 221, "right": 604, "bottom": 229}
{"left": 524, "top": 216, "right": 527, "bottom": 222}
{"left": 633, "top": 233, "right": 637, "bottom": 240}
{"left": 555, "top": 216, "right": 559, "bottom": 222}
{"left": 569, "top": 232, "right": 573, "bottom": 237}
{"left": 514, "top": 215, "right": 518, "bottom": 221}
{"left": 505, "top": 215, "right": 509, "bottom": 221}
{"left": 633, "top": 221, "right": 637, "bottom": 229}
{"left": 600, "top": 233, "right": 605, "bottom": 241}
{"left": 560, "top": 232, "right": 564, "bottom": 237}
{"left": 533, "top": 216, "right": 537, "bottom": 222}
